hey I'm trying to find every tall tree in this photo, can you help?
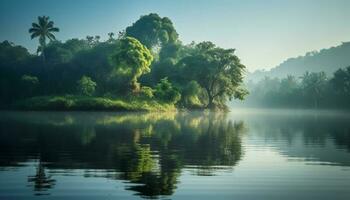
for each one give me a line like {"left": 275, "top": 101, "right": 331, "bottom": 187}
{"left": 110, "top": 37, "right": 153, "bottom": 92}
{"left": 179, "top": 42, "right": 247, "bottom": 109}
{"left": 125, "top": 13, "right": 178, "bottom": 50}
{"left": 300, "top": 71, "right": 328, "bottom": 108}
{"left": 29, "top": 16, "right": 59, "bottom": 61}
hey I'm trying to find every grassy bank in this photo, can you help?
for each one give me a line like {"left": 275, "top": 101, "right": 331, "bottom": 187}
{"left": 13, "top": 95, "right": 176, "bottom": 112}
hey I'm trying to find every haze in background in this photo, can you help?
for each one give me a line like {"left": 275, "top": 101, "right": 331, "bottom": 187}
{"left": 1, "top": 0, "right": 350, "bottom": 72}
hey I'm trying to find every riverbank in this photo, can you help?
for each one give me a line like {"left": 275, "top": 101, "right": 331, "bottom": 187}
{"left": 11, "top": 95, "right": 176, "bottom": 112}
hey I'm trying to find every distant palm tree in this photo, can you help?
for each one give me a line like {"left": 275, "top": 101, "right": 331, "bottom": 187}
{"left": 29, "top": 16, "right": 59, "bottom": 59}
{"left": 108, "top": 32, "right": 115, "bottom": 42}
{"left": 86, "top": 36, "right": 94, "bottom": 46}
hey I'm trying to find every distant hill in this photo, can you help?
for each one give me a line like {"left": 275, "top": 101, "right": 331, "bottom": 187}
{"left": 247, "top": 42, "right": 350, "bottom": 81}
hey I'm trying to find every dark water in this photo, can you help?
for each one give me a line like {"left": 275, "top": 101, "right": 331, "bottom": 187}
{"left": 0, "top": 110, "right": 350, "bottom": 200}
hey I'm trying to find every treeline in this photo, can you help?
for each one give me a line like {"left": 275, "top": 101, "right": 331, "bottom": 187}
{"left": 248, "top": 42, "right": 350, "bottom": 81}
{"left": 0, "top": 13, "right": 247, "bottom": 110}
{"left": 241, "top": 67, "right": 350, "bottom": 109}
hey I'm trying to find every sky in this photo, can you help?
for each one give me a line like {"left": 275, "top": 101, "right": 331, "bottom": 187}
{"left": 1, "top": 0, "right": 350, "bottom": 72}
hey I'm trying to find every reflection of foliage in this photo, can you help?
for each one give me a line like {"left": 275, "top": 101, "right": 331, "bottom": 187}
{"left": 0, "top": 112, "right": 245, "bottom": 198}
{"left": 119, "top": 144, "right": 157, "bottom": 181}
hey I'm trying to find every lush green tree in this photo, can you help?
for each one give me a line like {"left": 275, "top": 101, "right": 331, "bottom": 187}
{"left": 330, "top": 66, "right": 350, "bottom": 107}
{"left": 125, "top": 13, "right": 178, "bottom": 49}
{"left": 29, "top": 16, "right": 59, "bottom": 59}
{"left": 0, "top": 41, "right": 32, "bottom": 105}
{"left": 331, "top": 66, "right": 350, "bottom": 95}
{"left": 180, "top": 80, "right": 203, "bottom": 108}
{"left": 110, "top": 37, "right": 153, "bottom": 92}
{"left": 43, "top": 39, "right": 90, "bottom": 65}
{"left": 300, "top": 71, "right": 328, "bottom": 108}
{"left": 0, "top": 40, "right": 31, "bottom": 65}
{"left": 179, "top": 42, "right": 247, "bottom": 109}
{"left": 77, "top": 75, "right": 97, "bottom": 96}
{"left": 154, "top": 78, "right": 181, "bottom": 104}
{"left": 21, "top": 75, "right": 39, "bottom": 98}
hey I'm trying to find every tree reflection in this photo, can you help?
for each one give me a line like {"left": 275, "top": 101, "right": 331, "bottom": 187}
{"left": 0, "top": 112, "right": 245, "bottom": 198}
{"left": 27, "top": 159, "right": 55, "bottom": 195}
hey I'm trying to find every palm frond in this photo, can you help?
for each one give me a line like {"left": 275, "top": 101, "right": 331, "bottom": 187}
{"left": 30, "top": 15, "right": 59, "bottom": 47}
{"left": 48, "top": 27, "right": 59, "bottom": 32}
{"left": 47, "top": 33, "right": 56, "bottom": 41}
{"left": 47, "top": 21, "right": 54, "bottom": 28}
{"left": 30, "top": 32, "right": 41, "bottom": 39}
{"left": 29, "top": 27, "right": 40, "bottom": 33}
{"left": 31, "top": 23, "right": 41, "bottom": 29}
{"left": 38, "top": 16, "right": 48, "bottom": 28}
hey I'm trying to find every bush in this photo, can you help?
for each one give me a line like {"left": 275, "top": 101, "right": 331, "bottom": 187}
{"left": 21, "top": 74, "right": 39, "bottom": 98}
{"left": 139, "top": 86, "right": 154, "bottom": 99}
{"left": 77, "top": 75, "right": 97, "bottom": 96}
{"left": 13, "top": 95, "right": 176, "bottom": 112}
{"left": 154, "top": 78, "right": 181, "bottom": 104}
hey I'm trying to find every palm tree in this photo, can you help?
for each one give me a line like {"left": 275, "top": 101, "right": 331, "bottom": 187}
{"left": 29, "top": 16, "right": 59, "bottom": 61}
{"left": 108, "top": 32, "right": 115, "bottom": 42}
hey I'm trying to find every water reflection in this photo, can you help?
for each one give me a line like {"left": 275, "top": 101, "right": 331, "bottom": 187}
{"left": 0, "top": 112, "right": 245, "bottom": 198}
{"left": 234, "top": 110, "right": 350, "bottom": 166}
{"left": 27, "top": 160, "right": 56, "bottom": 195}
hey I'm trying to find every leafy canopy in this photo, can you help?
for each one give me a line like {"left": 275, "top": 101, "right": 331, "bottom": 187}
{"left": 154, "top": 77, "right": 181, "bottom": 104}
{"left": 125, "top": 13, "right": 178, "bottom": 49}
{"left": 110, "top": 37, "right": 153, "bottom": 91}
{"left": 77, "top": 76, "right": 97, "bottom": 96}
{"left": 179, "top": 41, "right": 247, "bottom": 108}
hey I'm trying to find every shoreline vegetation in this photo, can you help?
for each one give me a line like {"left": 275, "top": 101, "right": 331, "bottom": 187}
{"left": 11, "top": 95, "right": 177, "bottom": 112}
{"left": 0, "top": 13, "right": 247, "bottom": 112}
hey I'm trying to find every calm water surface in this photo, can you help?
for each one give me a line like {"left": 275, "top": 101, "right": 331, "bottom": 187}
{"left": 0, "top": 109, "right": 350, "bottom": 199}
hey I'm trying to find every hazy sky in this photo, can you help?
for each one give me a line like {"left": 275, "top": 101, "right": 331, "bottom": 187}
{"left": 1, "top": 0, "right": 350, "bottom": 71}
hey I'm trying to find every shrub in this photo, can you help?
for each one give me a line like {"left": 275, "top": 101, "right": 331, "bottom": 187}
{"left": 139, "top": 86, "right": 154, "bottom": 99}
{"left": 21, "top": 74, "right": 39, "bottom": 98}
{"left": 77, "top": 75, "right": 97, "bottom": 96}
{"left": 154, "top": 78, "right": 181, "bottom": 104}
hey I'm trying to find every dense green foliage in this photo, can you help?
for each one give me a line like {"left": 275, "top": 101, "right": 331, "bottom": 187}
{"left": 179, "top": 42, "right": 248, "bottom": 109}
{"left": 0, "top": 112, "right": 244, "bottom": 197}
{"left": 125, "top": 13, "right": 178, "bottom": 50}
{"left": 0, "top": 13, "right": 247, "bottom": 111}
{"left": 76, "top": 76, "right": 96, "bottom": 96}
{"left": 239, "top": 66, "right": 350, "bottom": 109}
{"left": 110, "top": 37, "right": 153, "bottom": 91}
{"left": 14, "top": 95, "right": 175, "bottom": 111}
{"left": 154, "top": 78, "right": 181, "bottom": 104}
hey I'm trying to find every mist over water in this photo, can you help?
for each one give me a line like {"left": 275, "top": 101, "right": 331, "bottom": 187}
{"left": 0, "top": 109, "right": 349, "bottom": 199}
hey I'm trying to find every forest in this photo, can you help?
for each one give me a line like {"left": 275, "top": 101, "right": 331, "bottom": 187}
{"left": 238, "top": 67, "right": 350, "bottom": 109}
{"left": 0, "top": 14, "right": 247, "bottom": 111}
{"left": 2, "top": 13, "right": 350, "bottom": 111}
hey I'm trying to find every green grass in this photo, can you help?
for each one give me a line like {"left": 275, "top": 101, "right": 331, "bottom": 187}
{"left": 13, "top": 95, "right": 176, "bottom": 112}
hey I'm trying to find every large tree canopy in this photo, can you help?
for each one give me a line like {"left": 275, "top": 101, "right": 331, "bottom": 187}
{"left": 110, "top": 37, "right": 153, "bottom": 92}
{"left": 125, "top": 13, "right": 178, "bottom": 49}
{"left": 179, "top": 42, "right": 248, "bottom": 109}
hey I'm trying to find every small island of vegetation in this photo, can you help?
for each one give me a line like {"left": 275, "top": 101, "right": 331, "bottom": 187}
{"left": 0, "top": 13, "right": 248, "bottom": 111}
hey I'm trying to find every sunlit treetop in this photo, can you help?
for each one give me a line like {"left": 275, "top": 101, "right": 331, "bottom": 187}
{"left": 111, "top": 36, "right": 154, "bottom": 91}
{"left": 125, "top": 13, "right": 179, "bottom": 49}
